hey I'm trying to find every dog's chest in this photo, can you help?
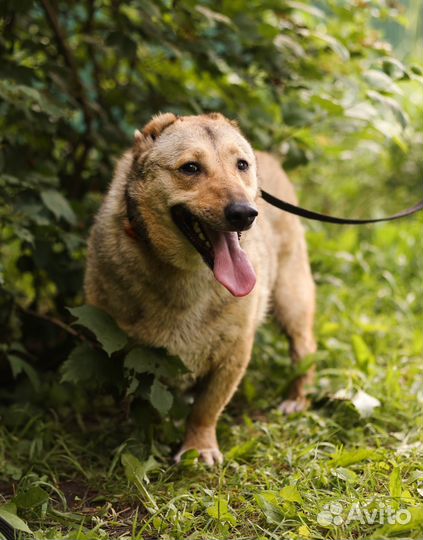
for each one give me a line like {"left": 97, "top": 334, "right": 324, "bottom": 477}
{"left": 128, "top": 287, "right": 235, "bottom": 378}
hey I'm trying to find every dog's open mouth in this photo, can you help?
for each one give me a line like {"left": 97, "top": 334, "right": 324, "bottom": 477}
{"left": 171, "top": 205, "right": 256, "bottom": 297}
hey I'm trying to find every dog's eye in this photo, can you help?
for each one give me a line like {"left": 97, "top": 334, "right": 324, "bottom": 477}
{"left": 237, "top": 159, "right": 249, "bottom": 171}
{"left": 179, "top": 162, "right": 201, "bottom": 175}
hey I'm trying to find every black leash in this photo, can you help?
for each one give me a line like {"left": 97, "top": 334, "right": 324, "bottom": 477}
{"left": 261, "top": 189, "right": 423, "bottom": 225}
{"left": 0, "top": 516, "right": 20, "bottom": 540}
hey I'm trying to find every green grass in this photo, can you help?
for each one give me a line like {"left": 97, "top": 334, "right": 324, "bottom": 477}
{"left": 1, "top": 136, "right": 422, "bottom": 539}
{"left": 1, "top": 212, "right": 422, "bottom": 539}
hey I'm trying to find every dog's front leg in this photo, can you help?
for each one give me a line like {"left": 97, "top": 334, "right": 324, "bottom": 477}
{"left": 175, "top": 333, "right": 254, "bottom": 466}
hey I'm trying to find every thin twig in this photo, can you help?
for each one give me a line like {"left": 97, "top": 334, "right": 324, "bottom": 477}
{"left": 18, "top": 306, "right": 87, "bottom": 341}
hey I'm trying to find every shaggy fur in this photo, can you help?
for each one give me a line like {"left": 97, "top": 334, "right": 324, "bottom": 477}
{"left": 85, "top": 113, "right": 316, "bottom": 465}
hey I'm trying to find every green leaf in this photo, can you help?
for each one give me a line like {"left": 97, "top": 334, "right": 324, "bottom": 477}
{"left": 121, "top": 453, "right": 159, "bottom": 482}
{"left": 364, "top": 70, "right": 401, "bottom": 94}
{"left": 124, "top": 346, "right": 166, "bottom": 375}
{"left": 206, "top": 498, "right": 237, "bottom": 525}
{"left": 0, "top": 80, "right": 67, "bottom": 119}
{"left": 124, "top": 346, "right": 188, "bottom": 377}
{"left": 345, "top": 102, "right": 378, "bottom": 121}
{"left": 177, "top": 449, "right": 200, "bottom": 466}
{"left": 7, "top": 355, "right": 40, "bottom": 391}
{"left": 331, "top": 467, "right": 358, "bottom": 483}
{"left": 119, "top": 4, "right": 143, "bottom": 24}
{"left": 274, "top": 35, "right": 305, "bottom": 58}
{"left": 389, "top": 467, "right": 402, "bottom": 508}
{"left": 312, "top": 32, "right": 350, "bottom": 61}
{"left": 226, "top": 438, "right": 259, "bottom": 461}
{"left": 329, "top": 448, "right": 382, "bottom": 467}
{"left": 287, "top": 1, "right": 325, "bottom": 18}
{"left": 279, "top": 485, "right": 303, "bottom": 504}
{"left": 125, "top": 376, "right": 139, "bottom": 396}
{"left": 61, "top": 343, "right": 119, "bottom": 387}
{"left": 13, "top": 486, "right": 49, "bottom": 509}
{"left": 195, "top": 6, "right": 232, "bottom": 25}
{"left": 68, "top": 305, "right": 128, "bottom": 355}
{"left": 41, "top": 189, "right": 76, "bottom": 225}
{"left": 0, "top": 506, "right": 32, "bottom": 534}
{"left": 367, "top": 90, "right": 409, "bottom": 128}
{"left": 149, "top": 378, "right": 173, "bottom": 416}
{"left": 310, "top": 95, "right": 344, "bottom": 114}
{"left": 373, "top": 505, "right": 423, "bottom": 537}
{"left": 382, "top": 57, "right": 407, "bottom": 80}
{"left": 351, "top": 334, "right": 375, "bottom": 373}
{"left": 121, "top": 453, "right": 159, "bottom": 511}
{"left": 254, "top": 492, "right": 284, "bottom": 524}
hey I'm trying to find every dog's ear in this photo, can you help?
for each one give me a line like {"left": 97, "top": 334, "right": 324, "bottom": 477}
{"left": 134, "top": 113, "right": 177, "bottom": 153}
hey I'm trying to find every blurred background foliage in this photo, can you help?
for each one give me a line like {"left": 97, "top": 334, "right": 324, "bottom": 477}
{"left": 0, "top": 0, "right": 422, "bottom": 407}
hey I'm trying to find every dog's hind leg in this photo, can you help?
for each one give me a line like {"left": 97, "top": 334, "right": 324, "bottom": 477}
{"left": 273, "top": 239, "right": 317, "bottom": 414}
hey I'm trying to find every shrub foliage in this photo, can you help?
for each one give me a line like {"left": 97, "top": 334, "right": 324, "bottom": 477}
{"left": 0, "top": 1, "right": 420, "bottom": 410}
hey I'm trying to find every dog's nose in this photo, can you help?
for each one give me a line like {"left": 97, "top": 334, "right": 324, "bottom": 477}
{"left": 225, "top": 202, "right": 258, "bottom": 230}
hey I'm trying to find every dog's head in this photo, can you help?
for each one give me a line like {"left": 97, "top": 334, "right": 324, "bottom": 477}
{"left": 126, "top": 113, "right": 259, "bottom": 297}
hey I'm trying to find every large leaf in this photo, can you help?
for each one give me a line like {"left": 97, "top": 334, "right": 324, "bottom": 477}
{"left": 13, "top": 486, "right": 49, "bottom": 509}
{"left": 254, "top": 492, "right": 284, "bottom": 524}
{"left": 149, "top": 378, "right": 173, "bottom": 416}
{"left": 124, "top": 346, "right": 188, "bottom": 378}
{"left": 41, "top": 189, "right": 77, "bottom": 225}
{"left": 124, "top": 346, "right": 167, "bottom": 375}
{"left": 68, "top": 305, "right": 128, "bottom": 355}
{"left": 61, "top": 343, "right": 121, "bottom": 387}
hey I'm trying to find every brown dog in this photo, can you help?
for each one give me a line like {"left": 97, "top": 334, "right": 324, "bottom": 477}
{"left": 84, "top": 112, "right": 316, "bottom": 465}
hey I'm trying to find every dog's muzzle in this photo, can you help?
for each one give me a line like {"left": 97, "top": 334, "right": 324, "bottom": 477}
{"left": 224, "top": 202, "right": 258, "bottom": 231}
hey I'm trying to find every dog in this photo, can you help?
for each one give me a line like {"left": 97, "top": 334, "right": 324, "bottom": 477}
{"left": 84, "top": 112, "right": 316, "bottom": 465}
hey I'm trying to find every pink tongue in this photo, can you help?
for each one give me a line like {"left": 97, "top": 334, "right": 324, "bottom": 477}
{"left": 207, "top": 230, "right": 256, "bottom": 297}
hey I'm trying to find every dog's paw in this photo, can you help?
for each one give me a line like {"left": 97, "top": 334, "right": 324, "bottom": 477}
{"left": 174, "top": 446, "right": 223, "bottom": 466}
{"left": 278, "top": 396, "right": 310, "bottom": 415}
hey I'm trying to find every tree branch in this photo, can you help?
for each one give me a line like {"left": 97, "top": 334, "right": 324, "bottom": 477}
{"left": 18, "top": 306, "right": 88, "bottom": 341}
{"left": 39, "top": 0, "right": 93, "bottom": 135}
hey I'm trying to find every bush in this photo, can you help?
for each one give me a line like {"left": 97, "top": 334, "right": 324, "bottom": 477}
{"left": 0, "top": 0, "right": 420, "bottom": 415}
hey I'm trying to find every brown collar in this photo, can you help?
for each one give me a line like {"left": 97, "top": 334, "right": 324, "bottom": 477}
{"left": 124, "top": 220, "right": 138, "bottom": 240}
